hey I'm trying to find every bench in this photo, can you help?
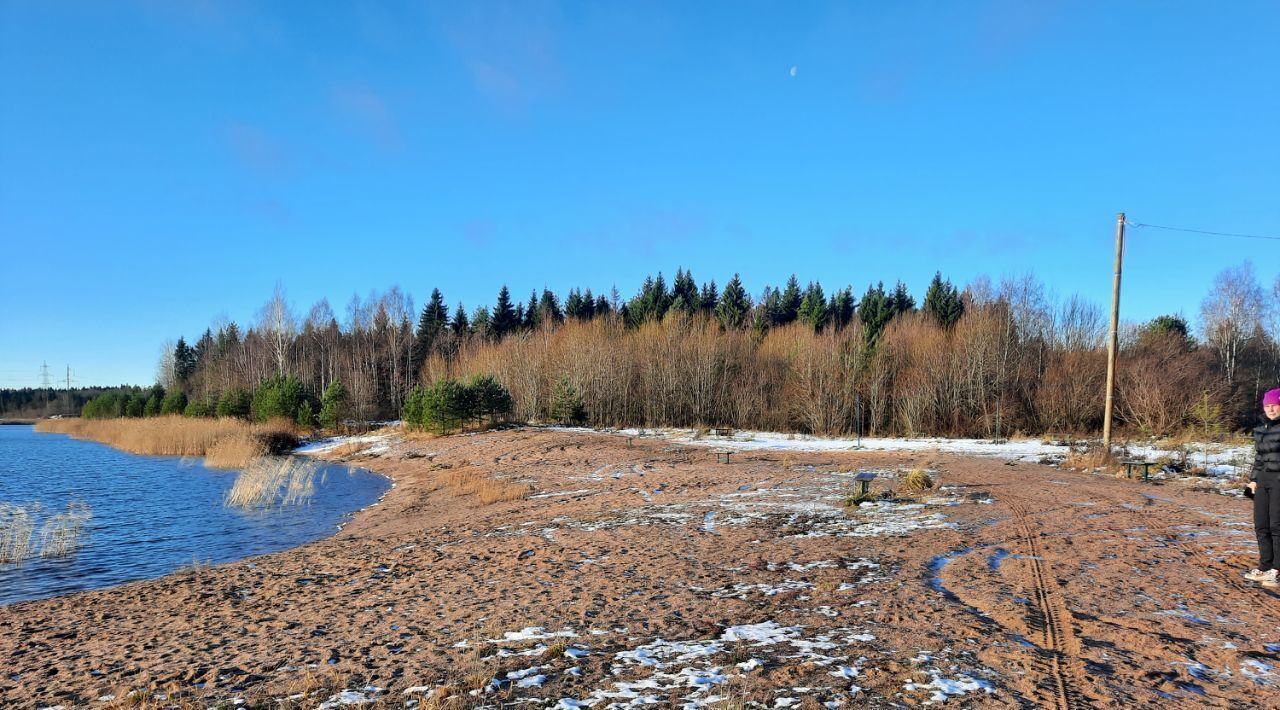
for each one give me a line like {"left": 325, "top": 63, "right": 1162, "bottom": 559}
{"left": 716, "top": 450, "right": 732, "bottom": 464}
{"left": 711, "top": 427, "right": 734, "bottom": 437}
{"left": 852, "top": 471, "right": 878, "bottom": 496}
{"left": 1123, "top": 460, "right": 1156, "bottom": 482}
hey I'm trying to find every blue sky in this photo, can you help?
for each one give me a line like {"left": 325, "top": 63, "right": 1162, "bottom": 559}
{"left": 1, "top": 1, "right": 1278, "bottom": 387}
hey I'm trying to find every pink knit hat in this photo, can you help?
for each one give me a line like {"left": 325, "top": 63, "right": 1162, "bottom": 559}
{"left": 1265, "top": 388, "right": 1280, "bottom": 407}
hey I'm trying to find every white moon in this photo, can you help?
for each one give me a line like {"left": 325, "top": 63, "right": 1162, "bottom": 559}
{"left": 789, "top": 65, "right": 798, "bottom": 77}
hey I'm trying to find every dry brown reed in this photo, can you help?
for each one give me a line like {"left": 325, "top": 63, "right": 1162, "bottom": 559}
{"left": 38, "top": 500, "right": 92, "bottom": 558}
{"left": 36, "top": 416, "right": 298, "bottom": 470}
{"left": 0, "top": 502, "right": 36, "bottom": 563}
{"left": 225, "top": 457, "right": 320, "bottom": 508}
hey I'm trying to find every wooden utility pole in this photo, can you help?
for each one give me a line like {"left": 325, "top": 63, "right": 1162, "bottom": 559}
{"left": 1102, "top": 213, "right": 1126, "bottom": 454}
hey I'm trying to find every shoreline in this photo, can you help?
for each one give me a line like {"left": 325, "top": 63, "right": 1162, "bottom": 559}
{"left": 1, "top": 427, "right": 1275, "bottom": 708}
{"left": 3, "top": 429, "right": 396, "bottom": 608}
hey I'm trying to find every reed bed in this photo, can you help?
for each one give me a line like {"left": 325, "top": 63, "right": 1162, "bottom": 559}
{"left": 0, "top": 500, "right": 92, "bottom": 563}
{"left": 0, "top": 503, "right": 36, "bottom": 563}
{"left": 39, "top": 501, "right": 93, "bottom": 558}
{"left": 225, "top": 457, "right": 321, "bottom": 509}
{"left": 36, "top": 416, "right": 299, "bottom": 470}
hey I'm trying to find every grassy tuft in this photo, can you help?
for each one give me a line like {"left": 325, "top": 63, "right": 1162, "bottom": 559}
{"left": 436, "top": 468, "right": 532, "bottom": 505}
{"left": 901, "top": 467, "right": 935, "bottom": 492}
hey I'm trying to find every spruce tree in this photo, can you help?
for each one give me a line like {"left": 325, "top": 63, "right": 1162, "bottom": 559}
{"left": 539, "top": 288, "right": 563, "bottom": 324}
{"left": 716, "top": 274, "right": 751, "bottom": 329}
{"left": 411, "top": 288, "right": 449, "bottom": 373}
{"left": 451, "top": 303, "right": 470, "bottom": 337}
{"left": 859, "top": 282, "right": 895, "bottom": 346}
{"left": 565, "top": 289, "right": 584, "bottom": 320}
{"left": 174, "top": 337, "right": 197, "bottom": 385}
{"left": 778, "top": 275, "right": 802, "bottom": 325}
{"left": 672, "top": 268, "right": 699, "bottom": 313}
{"left": 594, "top": 294, "right": 611, "bottom": 318}
{"left": 581, "top": 288, "right": 596, "bottom": 320}
{"left": 471, "top": 306, "right": 491, "bottom": 339}
{"left": 923, "top": 272, "right": 964, "bottom": 328}
{"left": 492, "top": 286, "right": 517, "bottom": 339}
{"left": 797, "top": 282, "right": 828, "bottom": 331}
{"left": 523, "top": 290, "right": 540, "bottom": 330}
{"left": 700, "top": 280, "right": 718, "bottom": 314}
{"left": 829, "top": 287, "right": 856, "bottom": 330}
{"left": 890, "top": 280, "right": 916, "bottom": 314}
{"left": 759, "top": 286, "right": 782, "bottom": 326}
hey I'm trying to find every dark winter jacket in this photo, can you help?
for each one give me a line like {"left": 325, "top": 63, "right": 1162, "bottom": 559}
{"left": 1253, "top": 416, "right": 1280, "bottom": 482}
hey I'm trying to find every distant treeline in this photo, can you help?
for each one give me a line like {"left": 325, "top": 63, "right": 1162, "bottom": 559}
{"left": 0, "top": 386, "right": 139, "bottom": 419}
{"left": 108, "top": 263, "right": 1280, "bottom": 437}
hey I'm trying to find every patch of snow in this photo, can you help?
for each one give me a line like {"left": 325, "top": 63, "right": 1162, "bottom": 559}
{"left": 904, "top": 672, "right": 995, "bottom": 703}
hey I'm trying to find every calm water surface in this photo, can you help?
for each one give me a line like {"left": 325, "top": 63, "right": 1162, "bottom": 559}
{"left": 0, "top": 425, "right": 390, "bottom": 605}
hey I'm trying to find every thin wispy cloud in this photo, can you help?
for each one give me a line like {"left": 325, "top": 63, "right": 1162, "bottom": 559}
{"left": 436, "top": 1, "right": 565, "bottom": 113}
{"left": 330, "top": 85, "right": 402, "bottom": 153}
{"left": 223, "top": 121, "right": 289, "bottom": 175}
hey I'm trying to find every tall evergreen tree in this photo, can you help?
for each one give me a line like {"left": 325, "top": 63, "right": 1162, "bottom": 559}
{"left": 538, "top": 288, "right": 564, "bottom": 324}
{"left": 890, "top": 280, "right": 916, "bottom": 315}
{"left": 451, "top": 303, "right": 470, "bottom": 337}
{"left": 411, "top": 288, "right": 449, "bottom": 374}
{"left": 829, "top": 287, "right": 856, "bottom": 330}
{"left": 859, "top": 282, "right": 895, "bottom": 346}
{"left": 594, "top": 294, "right": 611, "bottom": 318}
{"left": 759, "top": 286, "right": 783, "bottom": 326}
{"left": 471, "top": 306, "right": 492, "bottom": 340}
{"left": 797, "top": 282, "right": 828, "bottom": 331}
{"left": 524, "top": 290, "right": 541, "bottom": 330}
{"left": 565, "top": 288, "right": 585, "bottom": 320}
{"left": 174, "top": 337, "right": 197, "bottom": 385}
{"left": 492, "top": 286, "right": 517, "bottom": 338}
{"left": 778, "top": 275, "right": 802, "bottom": 325}
{"left": 581, "top": 288, "right": 596, "bottom": 320}
{"left": 671, "top": 268, "right": 699, "bottom": 314}
{"left": 923, "top": 272, "right": 965, "bottom": 328}
{"left": 716, "top": 274, "right": 751, "bottom": 329}
{"left": 699, "top": 280, "right": 718, "bottom": 314}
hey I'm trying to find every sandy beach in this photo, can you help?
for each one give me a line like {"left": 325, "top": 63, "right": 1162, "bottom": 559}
{"left": 2, "top": 427, "right": 1277, "bottom": 708}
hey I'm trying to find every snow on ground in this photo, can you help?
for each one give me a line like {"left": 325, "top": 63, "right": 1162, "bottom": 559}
{"left": 551, "top": 426, "right": 1256, "bottom": 483}
{"left": 295, "top": 434, "right": 395, "bottom": 456}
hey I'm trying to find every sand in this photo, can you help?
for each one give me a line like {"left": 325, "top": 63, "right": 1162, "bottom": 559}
{"left": 1, "top": 427, "right": 1277, "bottom": 708}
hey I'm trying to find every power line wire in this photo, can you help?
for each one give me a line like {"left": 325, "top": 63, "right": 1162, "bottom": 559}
{"left": 1126, "top": 219, "right": 1280, "bottom": 242}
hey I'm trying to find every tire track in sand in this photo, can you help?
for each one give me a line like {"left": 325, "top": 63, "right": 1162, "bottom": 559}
{"left": 1005, "top": 497, "right": 1091, "bottom": 710}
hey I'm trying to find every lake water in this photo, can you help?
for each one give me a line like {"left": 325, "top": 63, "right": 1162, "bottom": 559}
{"left": 0, "top": 425, "right": 390, "bottom": 606}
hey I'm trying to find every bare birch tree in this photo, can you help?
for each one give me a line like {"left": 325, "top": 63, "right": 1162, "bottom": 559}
{"left": 1200, "top": 262, "right": 1265, "bottom": 387}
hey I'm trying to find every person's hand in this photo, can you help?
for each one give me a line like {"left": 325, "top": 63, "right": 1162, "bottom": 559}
{"left": 1249, "top": 481, "right": 1258, "bottom": 494}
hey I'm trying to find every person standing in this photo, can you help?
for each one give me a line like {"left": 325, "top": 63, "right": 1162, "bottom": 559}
{"left": 1245, "top": 388, "right": 1280, "bottom": 588}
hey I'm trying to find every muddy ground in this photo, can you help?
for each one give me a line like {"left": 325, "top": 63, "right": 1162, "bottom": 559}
{"left": 1, "top": 428, "right": 1277, "bottom": 708}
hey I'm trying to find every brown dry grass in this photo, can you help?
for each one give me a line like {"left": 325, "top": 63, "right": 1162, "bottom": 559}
{"left": 1064, "top": 447, "right": 1122, "bottom": 475}
{"left": 35, "top": 416, "right": 298, "bottom": 470}
{"left": 436, "top": 468, "right": 531, "bottom": 505}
